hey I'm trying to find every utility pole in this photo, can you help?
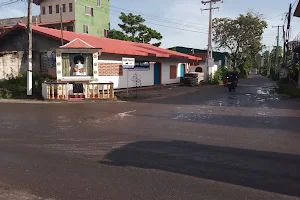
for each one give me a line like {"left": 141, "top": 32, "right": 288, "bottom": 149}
{"left": 201, "top": 0, "right": 223, "bottom": 81}
{"left": 59, "top": 0, "right": 64, "bottom": 45}
{"left": 27, "top": 0, "right": 33, "bottom": 96}
{"left": 284, "top": 3, "right": 292, "bottom": 65}
{"left": 267, "top": 46, "right": 272, "bottom": 77}
{"left": 272, "top": 25, "right": 283, "bottom": 75}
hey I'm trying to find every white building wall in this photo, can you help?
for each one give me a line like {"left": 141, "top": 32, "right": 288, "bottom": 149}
{"left": 161, "top": 62, "right": 182, "bottom": 85}
{"left": 98, "top": 53, "right": 188, "bottom": 89}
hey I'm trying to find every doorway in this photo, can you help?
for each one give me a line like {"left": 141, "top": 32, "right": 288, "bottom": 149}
{"left": 154, "top": 62, "right": 161, "bottom": 85}
{"left": 180, "top": 64, "right": 185, "bottom": 77}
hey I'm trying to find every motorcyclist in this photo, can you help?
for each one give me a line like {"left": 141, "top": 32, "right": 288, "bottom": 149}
{"left": 227, "top": 73, "right": 237, "bottom": 92}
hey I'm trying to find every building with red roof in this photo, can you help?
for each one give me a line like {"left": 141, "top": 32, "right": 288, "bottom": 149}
{"left": 0, "top": 23, "right": 201, "bottom": 95}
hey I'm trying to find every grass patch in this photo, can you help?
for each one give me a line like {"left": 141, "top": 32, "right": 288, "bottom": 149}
{"left": 277, "top": 83, "right": 300, "bottom": 98}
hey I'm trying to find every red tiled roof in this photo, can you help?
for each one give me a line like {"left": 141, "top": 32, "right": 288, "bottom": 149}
{"left": 61, "top": 38, "right": 95, "bottom": 48}
{"left": 294, "top": 0, "right": 300, "bottom": 17}
{"left": 1, "top": 23, "right": 201, "bottom": 61}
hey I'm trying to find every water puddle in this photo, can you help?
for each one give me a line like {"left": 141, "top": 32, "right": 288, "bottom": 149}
{"left": 257, "top": 86, "right": 276, "bottom": 95}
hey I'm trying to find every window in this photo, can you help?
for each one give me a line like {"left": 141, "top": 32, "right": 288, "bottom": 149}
{"left": 62, "top": 4, "right": 66, "bottom": 12}
{"left": 195, "top": 67, "right": 203, "bottom": 73}
{"left": 49, "top": 6, "right": 52, "bottom": 14}
{"left": 104, "top": 29, "right": 109, "bottom": 37}
{"left": 85, "top": 6, "right": 93, "bottom": 16}
{"left": 97, "top": 0, "right": 101, "bottom": 7}
{"left": 42, "top": 6, "right": 46, "bottom": 15}
{"left": 56, "top": 5, "right": 59, "bottom": 13}
{"left": 69, "top": 3, "right": 73, "bottom": 12}
{"left": 67, "top": 26, "right": 73, "bottom": 32}
{"left": 83, "top": 25, "right": 89, "bottom": 34}
{"left": 170, "top": 65, "right": 177, "bottom": 79}
{"left": 62, "top": 53, "right": 93, "bottom": 77}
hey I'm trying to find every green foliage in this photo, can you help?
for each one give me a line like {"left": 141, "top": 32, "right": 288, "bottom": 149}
{"left": 213, "top": 66, "right": 228, "bottom": 83}
{"left": 0, "top": 88, "right": 12, "bottom": 99}
{"left": 108, "top": 12, "right": 163, "bottom": 46}
{"left": 107, "top": 29, "right": 128, "bottom": 41}
{"left": 277, "top": 83, "right": 300, "bottom": 98}
{"left": 0, "top": 74, "right": 55, "bottom": 99}
{"left": 237, "top": 58, "right": 251, "bottom": 78}
{"left": 213, "top": 12, "right": 267, "bottom": 71}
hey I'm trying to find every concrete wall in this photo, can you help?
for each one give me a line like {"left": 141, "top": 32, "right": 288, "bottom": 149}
{"left": 0, "top": 51, "right": 40, "bottom": 80}
{"left": 0, "top": 31, "right": 61, "bottom": 79}
{"left": 0, "top": 31, "right": 61, "bottom": 52}
{"left": 39, "top": 0, "right": 75, "bottom": 23}
{"left": 97, "top": 53, "right": 188, "bottom": 89}
{"left": 190, "top": 63, "right": 219, "bottom": 82}
{"left": 75, "top": 0, "right": 110, "bottom": 36}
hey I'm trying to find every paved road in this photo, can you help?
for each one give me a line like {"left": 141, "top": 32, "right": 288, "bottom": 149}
{"left": 1, "top": 75, "right": 300, "bottom": 200}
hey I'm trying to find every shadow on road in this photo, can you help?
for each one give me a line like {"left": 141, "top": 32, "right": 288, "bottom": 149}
{"left": 98, "top": 140, "right": 300, "bottom": 197}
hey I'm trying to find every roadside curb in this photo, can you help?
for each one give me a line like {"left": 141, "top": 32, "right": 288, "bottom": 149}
{"left": 0, "top": 99, "right": 61, "bottom": 104}
{"left": 0, "top": 85, "right": 221, "bottom": 104}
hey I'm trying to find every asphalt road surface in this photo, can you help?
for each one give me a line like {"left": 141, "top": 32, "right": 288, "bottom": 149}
{"left": 1, "top": 75, "right": 300, "bottom": 200}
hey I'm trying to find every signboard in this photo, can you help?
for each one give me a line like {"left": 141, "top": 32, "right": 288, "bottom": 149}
{"left": 132, "top": 61, "right": 150, "bottom": 70}
{"left": 122, "top": 57, "right": 135, "bottom": 69}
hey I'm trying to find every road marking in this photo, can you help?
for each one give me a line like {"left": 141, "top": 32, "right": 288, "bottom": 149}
{"left": 117, "top": 110, "right": 136, "bottom": 118}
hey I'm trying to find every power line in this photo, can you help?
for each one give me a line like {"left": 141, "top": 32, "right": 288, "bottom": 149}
{"left": 110, "top": 4, "right": 209, "bottom": 28}
{"left": 292, "top": 0, "right": 298, "bottom": 8}
{"left": 0, "top": 0, "right": 20, "bottom": 8}
{"left": 109, "top": 9, "right": 208, "bottom": 33}
{"left": 76, "top": 11, "right": 209, "bottom": 35}
{"left": 75, "top": 2, "right": 209, "bottom": 34}
{"left": 76, "top": 1, "right": 210, "bottom": 30}
{"left": 110, "top": 8, "right": 209, "bottom": 31}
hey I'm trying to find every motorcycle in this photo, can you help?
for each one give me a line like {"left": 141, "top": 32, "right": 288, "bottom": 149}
{"left": 227, "top": 81, "right": 235, "bottom": 92}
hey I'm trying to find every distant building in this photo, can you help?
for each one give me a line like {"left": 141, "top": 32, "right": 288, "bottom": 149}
{"left": 35, "top": 0, "right": 110, "bottom": 37}
{"left": 168, "top": 46, "right": 230, "bottom": 67}
{"left": 0, "top": 16, "right": 40, "bottom": 27}
{"left": 1, "top": 0, "right": 110, "bottom": 37}
{"left": 0, "top": 16, "right": 40, "bottom": 34}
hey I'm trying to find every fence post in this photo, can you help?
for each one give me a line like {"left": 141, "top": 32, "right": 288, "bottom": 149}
{"left": 110, "top": 83, "right": 114, "bottom": 99}
{"left": 47, "top": 84, "right": 50, "bottom": 99}
{"left": 51, "top": 84, "right": 55, "bottom": 99}
{"left": 97, "top": 84, "right": 100, "bottom": 98}
{"left": 86, "top": 83, "right": 89, "bottom": 99}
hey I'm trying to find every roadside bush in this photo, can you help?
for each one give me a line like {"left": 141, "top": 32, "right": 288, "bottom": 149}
{"left": 0, "top": 88, "right": 12, "bottom": 99}
{"left": 212, "top": 66, "right": 227, "bottom": 84}
{"left": 277, "top": 83, "right": 300, "bottom": 98}
{"left": 0, "top": 73, "right": 56, "bottom": 99}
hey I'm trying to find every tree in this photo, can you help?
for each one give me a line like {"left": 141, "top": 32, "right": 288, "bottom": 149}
{"left": 107, "top": 29, "right": 128, "bottom": 41}
{"left": 270, "top": 46, "right": 283, "bottom": 66}
{"left": 108, "top": 12, "right": 163, "bottom": 46}
{"left": 212, "top": 12, "right": 267, "bottom": 75}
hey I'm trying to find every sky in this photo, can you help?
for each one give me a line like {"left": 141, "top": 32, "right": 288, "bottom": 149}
{"left": 0, "top": 0, "right": 299, "bottom": 51}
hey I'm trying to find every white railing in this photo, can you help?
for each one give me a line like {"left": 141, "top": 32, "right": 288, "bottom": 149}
{"left": 42, "top": 82, "right": 114, "bottom": 100}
